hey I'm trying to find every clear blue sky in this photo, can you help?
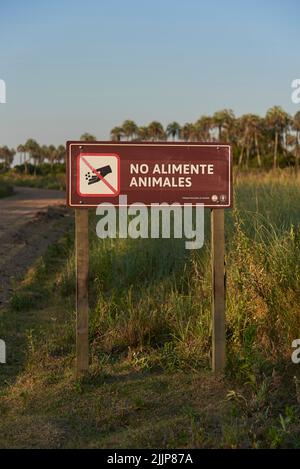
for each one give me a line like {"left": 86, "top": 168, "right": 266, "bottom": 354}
{"left": 1, "top": 0, "right": 300, "bottom": 148}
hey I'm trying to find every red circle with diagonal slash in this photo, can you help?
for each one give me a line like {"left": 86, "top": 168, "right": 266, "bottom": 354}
{"left": 76, "top": 153, "right": 120, "bottom": 197}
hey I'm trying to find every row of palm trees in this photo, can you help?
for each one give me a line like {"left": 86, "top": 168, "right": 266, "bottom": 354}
{"left": 0, "top": 139, "right": 66, "bottom": 172}
{"left": 109, "top": 107, "right": 300, "bottom": 169}
{"left": 1, "top": 107, "right": 300, "bottom": 171}
{"left": 17, "top": 140, "right": 65, "bottom": 168}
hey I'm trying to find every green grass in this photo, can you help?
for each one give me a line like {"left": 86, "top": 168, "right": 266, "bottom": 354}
{"left": 0, "top": 169, "right": 300, "bottom": 448}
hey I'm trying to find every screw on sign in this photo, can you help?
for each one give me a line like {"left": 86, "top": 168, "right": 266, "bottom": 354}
{"left": 67, "top": 142, "right": 232, "bottom": 376}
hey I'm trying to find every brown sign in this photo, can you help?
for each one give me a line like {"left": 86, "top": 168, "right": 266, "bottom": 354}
{"left": 67, "top": 142, "right": 232, "bottom": 208}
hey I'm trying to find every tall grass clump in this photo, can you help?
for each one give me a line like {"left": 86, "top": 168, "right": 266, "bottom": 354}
{"left": 225, "top": 174, "right": 300, "bottom": 377}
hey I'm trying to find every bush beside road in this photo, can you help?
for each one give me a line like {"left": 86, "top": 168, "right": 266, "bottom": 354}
{"left": 0, "top": 173, "right": 66, "bottom": 191}
{"left": 0, "top": 180, "right": 14, "bottom": 198}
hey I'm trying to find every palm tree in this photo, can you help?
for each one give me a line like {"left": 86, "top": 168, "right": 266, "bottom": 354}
{"left": 238, "top": 114, "right": 263, "bottom": 167}
{"left": 166, "top": 122, "right": 181, "bottom": 141}
{"left": 24, "top": 139, "right": 40, "bottom": 174}
{"left": 213, "top": 109, "right": 235, "bottom": 141}
{"left": 147, "top": 121, "right": 165, "bottom": 141}
{"left": 265, "top": 106, "right": 291, "bottom": 169}
{"left": 122, "top": 120, "right": 138, "bottom": 141}
{"left": 18, "top": 143, "right": 31, "bottom": 173}
{"left": 195, "top": 116, "right": 213, "bottom": 141}
{"left": 80, "top": 133, "right": 97, "bottom": 141}
{"left": 46, "top": 145, "right": 58, "bottom": 166}
{"left": 237, "top": 115, "right": 250, "bottom": 167}
{"left": 17, "top": 144, "right": 26, "bottom": 167}
{"left": 110, "top": 126, "right": 123, "bottom": 142}
{"left": 180, "top": 123, "right": 196, "bottom": 141}
{"left": 39, "top": 145, "right": 49, "bottom": 165}
{"left": 56, "top": 145, "right": 66, "bottom": 163}
{"left": 137, "top": 126, "right": 150, "bottom": 141}
{"left": 252, "top": 115, "right": 263, "bottom": 167}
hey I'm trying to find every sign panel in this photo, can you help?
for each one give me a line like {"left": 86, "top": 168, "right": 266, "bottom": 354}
{"left": 67, "top": 142, "right": 232, "bottom": 207}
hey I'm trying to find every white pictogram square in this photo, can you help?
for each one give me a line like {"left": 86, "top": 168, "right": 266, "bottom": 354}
{"left": 77, "top": 153, "right": 120, "bottom": 197}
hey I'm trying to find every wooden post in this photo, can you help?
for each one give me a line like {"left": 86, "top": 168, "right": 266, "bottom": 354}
{"left": 211, "top": 208, "right": 226, "bottom": 373}
{"left": 75, "top": 209, "right": 89, "bottom": 376}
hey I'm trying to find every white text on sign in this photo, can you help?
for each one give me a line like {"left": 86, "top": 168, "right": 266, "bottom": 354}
{"left": 129, "top": 163, "right": 214, "bottom": 188}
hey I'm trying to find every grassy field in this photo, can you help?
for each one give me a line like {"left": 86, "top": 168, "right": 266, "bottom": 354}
{"left": 0, "top": 169, "right": 300, "bottom": 448}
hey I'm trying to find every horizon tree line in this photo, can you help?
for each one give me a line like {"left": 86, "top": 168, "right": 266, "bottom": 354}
{"left": 0, "top": 139, "right": 65, "bottom": 173}
{"left": 1, "top": 106, "right": 300, "bottom": 171}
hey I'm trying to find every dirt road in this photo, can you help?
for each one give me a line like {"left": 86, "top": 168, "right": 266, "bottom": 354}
{"left": 0, "top": 186, "right": 72, "bottom": 305}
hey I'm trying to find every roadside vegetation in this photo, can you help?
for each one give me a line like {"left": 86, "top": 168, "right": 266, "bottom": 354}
{"left": 0, "top": 170, "right": 299, "bottom": 448}
{"left": 0, "top": 162, "right": 66, "bottom": 191}
{"left": 0, "top": 180, "right": 14, "bottom": 198}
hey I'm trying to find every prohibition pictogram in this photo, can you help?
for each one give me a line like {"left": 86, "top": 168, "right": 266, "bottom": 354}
{"left": 77, "top": 153, "right": 120, "bottom": 197}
